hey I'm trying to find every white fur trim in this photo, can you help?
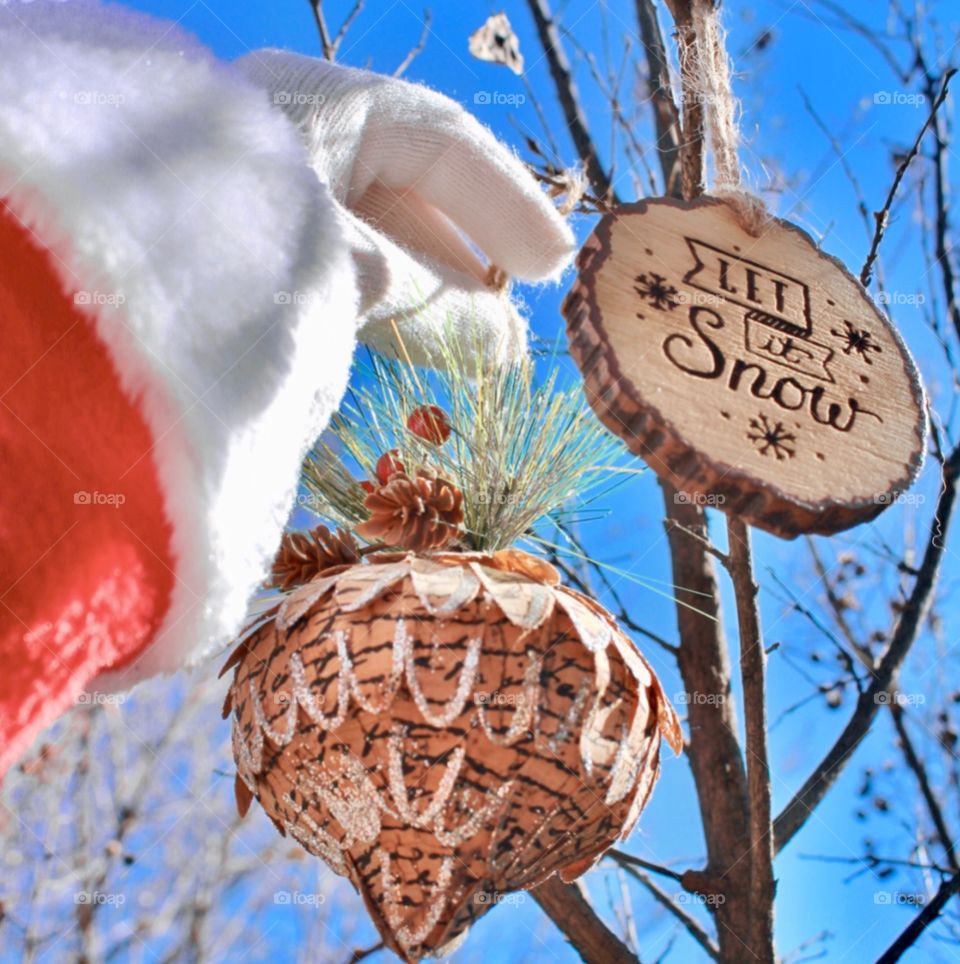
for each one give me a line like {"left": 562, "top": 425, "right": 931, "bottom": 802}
{"left": 0, "top": 1, "right": 359, "bottom": 683}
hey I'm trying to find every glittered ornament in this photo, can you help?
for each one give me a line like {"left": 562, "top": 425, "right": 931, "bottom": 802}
{"left": 223, "top": 549, "right": 681, "bottom": 962}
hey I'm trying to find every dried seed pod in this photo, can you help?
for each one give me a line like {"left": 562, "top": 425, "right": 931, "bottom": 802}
{"left": 357, "top": 471, "right": 464, "bottom": 551}
{"left": 225, "top": 551, "right": 681, "bottom": 962}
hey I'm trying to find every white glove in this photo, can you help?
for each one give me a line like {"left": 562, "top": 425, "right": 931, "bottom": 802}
{"left": 0, "top": 1, "right": 574, "bottom": 775}
{"left": 238, "top": 50, "right": 575, "bottom": 363}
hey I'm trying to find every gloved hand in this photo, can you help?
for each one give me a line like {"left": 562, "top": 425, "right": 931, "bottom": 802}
{"left": 239, "top": 50, "right": 574, "bottom": 363}
{"left": 0, "top": 0, "right": 573, "bottom": 779}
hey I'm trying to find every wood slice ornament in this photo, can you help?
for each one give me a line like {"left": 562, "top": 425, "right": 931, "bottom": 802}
{"left": 563, "top": 197, "right": 927, "bottom": 537}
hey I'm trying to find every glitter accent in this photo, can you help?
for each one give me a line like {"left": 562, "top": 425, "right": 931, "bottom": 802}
{"left": 475, "top": 651, "right": 540, "bottom": 746}
{"left": 382, "top": 851, "right": 455, "bottom": 954}
{"left": 225, "top": 553, "right": 680, "bottom": 961}
{"left": 433, "top": 781, "right": 514, "bottom": 847}
{"left": 402, "top": 621, "right": 482, "bottom": 728}
{"left": 290, "top": 647, "right": 349, "bottom": 731}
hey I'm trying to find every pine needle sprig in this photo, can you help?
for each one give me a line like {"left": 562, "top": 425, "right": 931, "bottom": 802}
{"left": 301, "top": 327, "right": 639, "bottom": 552}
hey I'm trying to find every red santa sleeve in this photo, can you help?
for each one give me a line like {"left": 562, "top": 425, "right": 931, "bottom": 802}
{"left": 0, "top": 0, "right": 359, "bottom": 775}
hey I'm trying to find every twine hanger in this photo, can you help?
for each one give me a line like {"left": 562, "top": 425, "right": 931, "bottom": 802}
{"left": 676, "top": 0, "right": 769, "bottom": 236}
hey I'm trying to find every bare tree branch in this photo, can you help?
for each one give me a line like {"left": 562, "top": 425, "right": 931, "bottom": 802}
{"left": 875, "top": 870, "right": 960, "bottom": 963}
{"left": 616, "top": 861, "right": 720, "bottom": 960}
{"left": 774, "top": 444, "right": 960, "bottom": 853}
{"left": 533, "top": 875, "right": 637, "bottom": 964}
{"left": 860, "top": 69, "right": 956, "bottom": 288}
{"left": 634, "top": 0, "right": 682, "bottom": 194}
{"left": 889, "top": 702, "right": 960, "bottom": 873}
{"left": 394, "top": 9, "right": 431, "bottom": 77}
{"left": 659, "top": 485, "right": 751, "bottom": 962}
{"left": 308, "top": 0, "right": 336, "bottom": 60}
{"left": 727, "top": 518, "right": 776, "bottom": 963}
{"left": 524, "top": 0, "right": 616, "bottom": 200}
{"left": 334, "top": 1, "right": 365, "bottom": 50}
{"left": 308, "top": 0, "right": 364, "bottom": 62}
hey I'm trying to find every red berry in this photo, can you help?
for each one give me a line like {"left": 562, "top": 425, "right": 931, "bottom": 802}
{"left": 407, "top": 405, "right": 451, "bottom": 444}
{"left": 375, "top": 450, "right": 406, "bottom": 484}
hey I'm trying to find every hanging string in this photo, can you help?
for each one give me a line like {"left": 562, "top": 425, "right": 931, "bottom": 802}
{"left": 677, "top": 0, "right": 769, "bottom": 236}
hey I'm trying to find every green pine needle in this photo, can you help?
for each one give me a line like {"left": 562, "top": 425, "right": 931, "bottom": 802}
{"left": 301, "top": 328, "right": 640, "bottom": 552}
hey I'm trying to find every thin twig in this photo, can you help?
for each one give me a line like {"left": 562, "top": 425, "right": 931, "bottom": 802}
{"left": 532, "top": 876, "right": 637, "bottom": 964}
{"left": 765, "top": 567, "right": 865, "bottom": 693}
{"left": 875, "top": 870, "right": 960, "bottom": 963}
{"left": 805, "top": 540, "right": 874, "bottom": 668}
{"left": 888, "top": 702, "right": 960, "bottom": 873}
{"left": 309, "top": 0, "right": 364, "bottom": 62}
{"left": 347, "top": 941, "right": 384, "bottom": 963}
{"left": 524, "top": 0, "right": 616, "bottom": 200}
{"left": 860, "top": 69, "right": 956, "bottom": 287}
{"left": 308, "top": 0, "right": 335, "bottom": 60}
{"left": 774, "top": 444, "right": 960, "bottom": 853}
{"left": 666, "top": 518, "right": 730, "bottom": 567}
{"left": 334, "top": 1, "right": 365, "bottom": 50}
{"left": 549, "top": 519, "right": 679, "bottom": 654}
{"left": 617, "top": 863, "right": 720, "bottom": 960}
{"left": 634, "top": 0, "right": 683, "bottom": 194}
{"left": 608, "top": 849, "right": 685, "bottom": 883}
{"left": 394, "top": 10, "right": 431, "bottom": 77}
{"left": 922, "top": 61, "right": 960, "bottom": 348}
{"left": 727, "top": 517, "right": 776, "bottom": 963}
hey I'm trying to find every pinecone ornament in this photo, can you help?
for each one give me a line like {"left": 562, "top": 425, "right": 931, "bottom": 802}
{"left": 268, "top": 525, "right": 360, "bottom": 591}
{"left": 224, "top": 549, "right": 681, "bottom": 962}
{"left": 357, "top": 471, "right": 464, "bottom": 551}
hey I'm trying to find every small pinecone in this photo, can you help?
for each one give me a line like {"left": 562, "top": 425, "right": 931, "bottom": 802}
{"left": 269, "top": 525, "right": 360, "bottom": 591}
{"left": 357, "top": 471, "right": 464, "bottom": 551}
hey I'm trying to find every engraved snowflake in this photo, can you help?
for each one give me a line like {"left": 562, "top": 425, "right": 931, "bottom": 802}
{"left": 747, "top": 414, "right": 796, "bottom": 461}
{"left": 831, "top": 319, "right": 882, "bottom": 364}
{"left": 634, "top": 272, "right": 680, "bottom": 311}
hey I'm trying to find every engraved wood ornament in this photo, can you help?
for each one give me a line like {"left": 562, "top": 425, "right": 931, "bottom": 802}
{"left": 563, "top": 197, "right": 926, "bottom": 537}
{"left": 223, "top": 549, "right": 681, "bottom": 963}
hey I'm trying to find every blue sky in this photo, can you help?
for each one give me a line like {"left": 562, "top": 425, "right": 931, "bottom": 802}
{"left": 120, "top": 1, "right": 960, "bottom": 960}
